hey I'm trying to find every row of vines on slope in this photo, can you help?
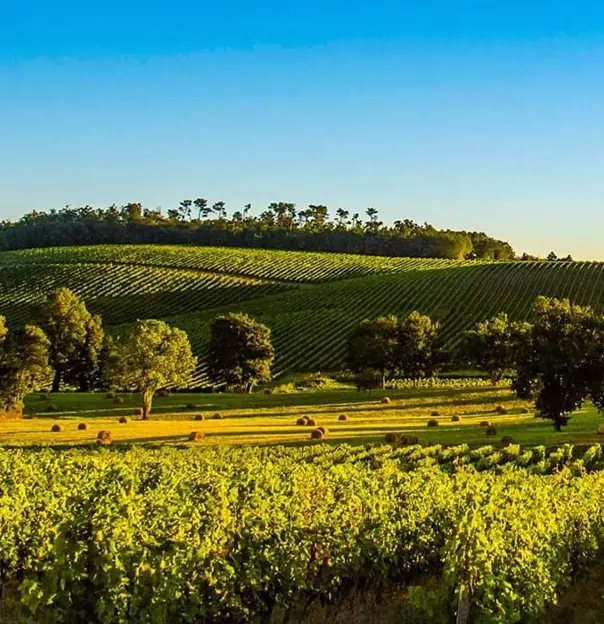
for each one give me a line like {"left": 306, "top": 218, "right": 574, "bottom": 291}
{"left": 1, "top": 445, "right": 604, "bottom": 623}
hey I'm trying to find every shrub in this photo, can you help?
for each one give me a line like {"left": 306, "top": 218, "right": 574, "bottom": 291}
{"left": 480, "top": 420, "right": 490, "bottom": 427}
{"left": 501, "top": 435, "right": 516, "bottom": 447}
{"left": 113, "top": 397, "right": 123, "bottom": 405}
{"left": 519, "top": 407, "right": 530, "bottom": 414}
{"left": 186, "top": 403, "right": 198, "bottom": 409}
{"left": 451, "top": 415, "right": 461, "bottom": 422}
{"left": 385, "top": 432, "right": 400, "bottom": 444}
{"left": 306, "top": 418, "right": 316, "bottom": 427}
{"left": 263, "top": 388, "right": 272, "bottom": 395}
{"left": 46, "top": 404, "right": 58, "bottom": 413}
{"left": 97, "top": 430, "right": 112, "bottom": 446}
{"left": 430, "top": 411, "right": 440, "bottom": 417}
{"left": 157, "top": 389, "right": 170, "bottom": 398}
{"left": 118, "top": 416, "right": 128, "bottom": 424}
{"left": 486, "top": 425, "right": 497, "bottom": 436}
{"left": 338, "top": 414, "right": 348, "bottom": 421}
{"left": 77, "top": 423, "right": 87, "bottom": 431}
{"left": 494, "top": 405, "right": 508, "bottom": 415}
{"left": 188, "top": 431, "right": 205, "bottom": 441}
{"left": 427, "top": 419, "right": 439, "bottom": 427}
{"left": 316, "top": 426, "right": 328, "bottom": 435}
{"left": 212, "top": 412, "right": 223, "bottom": 420}
{"left": 296, "top": 417, "right": 306, "bottom": 426}
{"left": 381, "top": 397, "right": 391, "bottom": 405}
{"left": 311, "top": 429, "right": 324, "bottom": 440}
{"left": 400, "top": 434, "right": 420, "bottom": 445}
{"left": 51, "top": 424, "right": 61, "bottom": 432}
{"left": 134, "top": 408, "right": 143, "bottom": 417}
{"left": 194, "top": 414, "right": 204, "bottom": 421}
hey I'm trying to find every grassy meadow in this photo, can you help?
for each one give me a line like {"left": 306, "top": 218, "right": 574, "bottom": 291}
{"left": 2, "top": 383, "right": 603, "bottom": 448}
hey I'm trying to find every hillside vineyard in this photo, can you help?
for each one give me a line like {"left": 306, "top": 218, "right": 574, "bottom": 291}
{"left": 2, "top": 245, "right": 604, "bottom": 385}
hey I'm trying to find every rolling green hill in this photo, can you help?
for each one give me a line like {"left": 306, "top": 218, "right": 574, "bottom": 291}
{"left": 2, "top": 244, "right": 604, "bottom": 385}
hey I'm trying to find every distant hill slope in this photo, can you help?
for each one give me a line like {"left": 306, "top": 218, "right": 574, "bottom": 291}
{"left": 1, "top": 245, "right": 603, "bottom": 385}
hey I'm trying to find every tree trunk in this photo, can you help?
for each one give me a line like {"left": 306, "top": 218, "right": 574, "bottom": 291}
{"left": 554, "top": 413, "right": 563, "bottom": 432}
{"left": 51, "top": 369, "right": 61, "bottom": 393}
{"left": 141, "top": 390, "right": 154, "bottom": 420}
{"left": 381, "top": 373, "right": 386, "bottom": 391}
{"left": 246, "top": 381, "right": 254, "bottom": 394}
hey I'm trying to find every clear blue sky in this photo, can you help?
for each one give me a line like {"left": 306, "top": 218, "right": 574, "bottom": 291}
{"left": 1, "top": 1, "right": 604, "bottom": 258}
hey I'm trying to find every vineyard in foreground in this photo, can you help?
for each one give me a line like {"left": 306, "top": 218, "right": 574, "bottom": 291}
{"left": 3, "top": 245, "right": 604, "bottom": 382}
{"left": 3, "top": 444, "right": 604, "bottom": 623}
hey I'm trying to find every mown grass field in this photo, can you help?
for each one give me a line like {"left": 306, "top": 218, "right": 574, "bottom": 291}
{"left": 3, "top": 244, "right": 604, "bottom": 384}
{"left": 2, "top": 385, "right": 603, "bottom": 448}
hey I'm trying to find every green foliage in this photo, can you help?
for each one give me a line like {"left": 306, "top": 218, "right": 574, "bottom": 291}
{"left": 1, "top": 444, "right": 603, "bottom": 623}
{"left": 0, "top": 324, "right": 51, "bottom": 411}
{"left": 397, "top": 311, "right": 444, "bottom": 384}
{"left": 208, "top": 313, "right": 274, "bottom": 393}
{"left": 105, "top": 319, "right": 197, "bottom": 419}
{"left": 462, "top": 312, "right": 530, "bottom": 384}
{"left": 346, "top": 315, "right": 399, "bottom": 389}
{"left": 40, "top": 288, "right": 100, "bottom": 392}
{"left": 513, "top": 297, "right": 604, "bottom": 431}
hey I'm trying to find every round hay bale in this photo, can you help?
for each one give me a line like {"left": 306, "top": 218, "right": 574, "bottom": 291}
{"left": 381, "top": 397, "right": 391, "bottom": 405}
{"left": 479, "top": 420, "right": 490, "bottom": 427}
{"left": 519, "top": 407, "right": 530, "bottom": 414}
{"left": 311, "top": 429, "right": 324, "bottom": 440}
{"left": 296, "top": 417, "right": 306, "bottom": 426}
{"left": 113, "top": 397, "right": 123, "bottom": 405}
{"left": 51, "top": 424, "right": 61, "bottom": 432}
{"left": 212, "top": 412, "right": 223, "bottom": 420}
{"left": 77, "top": 422, "right": 87, "bottom": 431}
{"left": 501, "top": 435, "right": 516, "bottom": 447}
{"left": 263, "top": 388, "right": 273, "bottom": 395}
{"left": 46, "top": 404, "right": 58, "bottom": 413}
{"left": 188, "top": 431, "right": 205, "bottom": 441}
{"left": 486, "top": 425, "right": 497, "bottom": 436}
{"left": 134, "top": 408, "right": 143, "bottom": 417}
{"left": 186, "top": 403, "right": 198, "bottom": 409}
{"left": 157, "top": 389, "right": 170, "bottom": 398}
{"left": 494, "top": 405, "right": 508, "bottom": 415}
{"left": 401, "top": 434, "right": 420, "bottom": 445}
{"left": 385, "top": 432, "right": 400, "bottom": 444}
{"left": 306, "top": 418, "right": 316, "bottom": 427}
{"left": 97, "top": 430, "right": 112, "bottom": 441}
{"left": 338, "top": 414, "right": 348, "bottom": 421}
{"left": 194, "top": 414, "right": 204, "bottom": 421}
{"left": 451, "top": 415, "right": 461, "bottom": 422}
{"left": 118, "top": 416, "right": 128, "bottom": 424}
{"left": 316, "top": 426, "right": 328, "bottom": 435}
{"left": 430, "top": 411, "right": 440, "bottom": 417}
{"left": 427, "top": 419, "right": 439, "bottom": 428}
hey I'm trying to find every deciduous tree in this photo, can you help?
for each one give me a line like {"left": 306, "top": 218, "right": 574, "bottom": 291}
{"left": 462, "top": 313, "right": 530, "bottom": 384}
{"left": 513, "top": 297, "right": 603, "bottom": 431}
{"left": 208, "top": 313, "right": 274, "bottom": 393}
{"left": 0, "top": 324, "right": 51, "bottom": 412}
{"left": 105, "top": 319, "right": 197, "bottom": 419}
{"left": 396, "top": 312, "right": 444, "bottom": 385}
{"left": 40, "top": 288, "right": 102, "bottom": 392}
{"left": 346, "top": 316, "right": 398, "bottom": 390}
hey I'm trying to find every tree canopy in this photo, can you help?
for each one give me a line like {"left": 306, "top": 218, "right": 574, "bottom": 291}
{"left": 0, "top": 201, "right": 516, "bottom": 261}
{"left": 105, "top": 319, "right": 197, "bottom": 419}
{"left": 208, "top": 313, "right": 274, "bottom": 393}
{"left": 0, "top": 324, "right": 50, "bottom": 412}
{"left": 40, "top": 288, "right": 103, "bottom": 392}
{"left": 397, "top": 311, "right": 444, "bottom": 385}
